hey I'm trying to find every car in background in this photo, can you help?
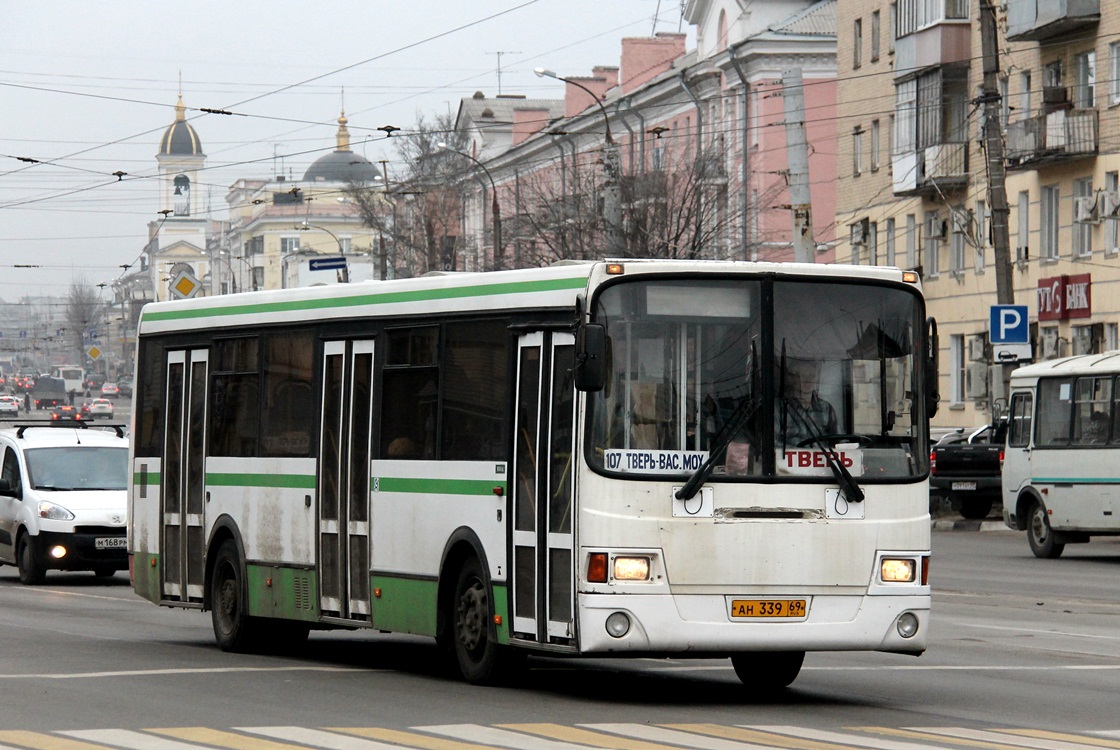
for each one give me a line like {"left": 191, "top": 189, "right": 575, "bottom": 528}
{"left": 116, "top": 379, "right": 133, "bottom": 398}
{"left": 0, "top": 396, "right": 20, "bottom": 418}
{"left": 0, "top": 423, "right": 130, "bottom": 583}
{"left": 85, "top": 398, "right": 113, "bottom": 419}
{"left": 32, "top": 377, "right": 67, "bottom": 410}
{"left": 50, "top": 405, "right": 84, "bottom": 422}
{"left": 100, "top": 382, "right": 120, "bottom": 398}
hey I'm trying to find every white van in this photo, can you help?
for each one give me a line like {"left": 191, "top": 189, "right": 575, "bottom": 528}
{"left": 0, "top": 423, "right": 129, "bottom": 583}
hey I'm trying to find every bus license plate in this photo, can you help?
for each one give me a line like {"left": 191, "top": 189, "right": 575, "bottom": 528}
{"left": 952, "top": 481, "right": 977, "bottom": 491}
{"left": 730, "top": 599, "right": 807, "bottom": 619}
{"left": 95, "top": 537, "right": 127, "bottom": 550}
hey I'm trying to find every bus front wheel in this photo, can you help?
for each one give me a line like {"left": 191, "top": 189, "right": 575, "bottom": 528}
{"left": 1027, "top": 500, "right": 1064, "bottom": 559}
{"left": 211, "top": 539, "right": 262, "bottom": 651}
{"left": 731, "top": 651, "right": 805, "bottom": 690}
{"left": 451, "top": 556, "right": 519, "bottom": 685}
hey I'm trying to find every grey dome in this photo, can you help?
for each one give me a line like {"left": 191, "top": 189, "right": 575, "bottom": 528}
{"left": 302, "top": 150, "right": 379, "bottom": 183}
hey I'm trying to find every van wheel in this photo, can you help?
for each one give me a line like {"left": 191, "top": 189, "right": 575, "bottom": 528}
{"left": 210, "top": 539, "right": 263, "bottom": 651}
{"left": 1027, "top": 500, "right": 1064, "bottom": 559}
{"left": 17, "top": 533, "right": 46, "bottom": 585}
{"left": 731, "top": 651, "right": 805, "bottom": 690}
{"left": 92, "top": 566, "right": 116, "bottom": 578}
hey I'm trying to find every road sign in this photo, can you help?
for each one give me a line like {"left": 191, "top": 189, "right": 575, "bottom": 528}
{"left": 989, "top": 304, "right": 1031, "bottom": 362}
{"left": 169, "top": 269, "right": 201, "bottom": 299}
{"left": 86, "top": 345, "right": 102, "bottom": 361}
{"left": 309, "top": 256, "right": 347, "bottom": 271}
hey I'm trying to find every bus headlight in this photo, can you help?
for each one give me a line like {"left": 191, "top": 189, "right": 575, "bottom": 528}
{"left": 37, "top": 500, "right": 75, "bottom": 521}
{"left": 613, "top": 556, "right": 650, "bottom": 581}
{"left": 880, "top": 558, "right": 916, "bottom": 583}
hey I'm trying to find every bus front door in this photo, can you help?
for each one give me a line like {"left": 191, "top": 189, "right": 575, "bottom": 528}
{"left": 161, "top": 349, "right": 208, "bottom": 604}
{"left": 317, "top": 340, "right": 375, "bottom": 622}
{"left": 511, "top": 332, "right": 576, "bottom": 647}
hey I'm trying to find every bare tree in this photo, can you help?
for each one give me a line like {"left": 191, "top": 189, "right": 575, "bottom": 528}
{"left": 64, "top": 278, "right": 103, "bottom": 365}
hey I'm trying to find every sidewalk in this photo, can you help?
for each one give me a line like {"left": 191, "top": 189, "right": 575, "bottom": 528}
{"left": 929, "top": 496, "right": 1013, "bottom": 531}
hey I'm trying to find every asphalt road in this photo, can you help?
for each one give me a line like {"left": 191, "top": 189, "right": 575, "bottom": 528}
{"left": 0, "top": 528, "right": 1117, "bottom": 746}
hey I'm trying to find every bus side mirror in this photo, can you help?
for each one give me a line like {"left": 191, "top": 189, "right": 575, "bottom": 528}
{"left": 925, "top": 317, "right": 940, "bottom": 419}
{"left": 574, "top": 323, "right": 607, "bottom": 392}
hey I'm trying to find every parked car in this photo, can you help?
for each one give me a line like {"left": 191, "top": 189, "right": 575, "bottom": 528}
{"left": 85, "top": 398, "right": 113, "bottom": 419}
{"left": 0, "top": 396, "right": 20, "bottom": 418}
{"left": 930, "top": 419, "right": 1007, "bottom": 519}
{"left": 0, "top": 423, "right": 129, "bottom": 583}
{"left": 100, "top": 382, "right": 120, "bottom": 398}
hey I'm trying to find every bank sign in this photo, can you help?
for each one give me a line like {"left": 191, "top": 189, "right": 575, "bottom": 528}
{"left": 1037, "top": 274, "right": 1091, "bottom": 321}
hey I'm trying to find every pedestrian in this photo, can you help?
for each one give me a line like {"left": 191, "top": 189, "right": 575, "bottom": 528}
{"left": 24, "top": 392, "right": 31, "bottom": 413}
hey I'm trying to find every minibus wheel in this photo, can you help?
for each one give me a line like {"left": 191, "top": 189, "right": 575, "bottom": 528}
{"left": 1027, "top": 500, "right": 1064, "bottom": 559}
{"left": 731, "top": 650, "right": 805, "bottom": 690}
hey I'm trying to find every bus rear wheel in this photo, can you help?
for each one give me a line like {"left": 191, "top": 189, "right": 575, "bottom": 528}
{"left": 451, "top": 556, "right": 519, "bottom": 685}
{"left": 211, "top": 539, "right": 263, "bottom": 651}
{"left": 1027, "top": 500, "right": 1064, "bottom": 559}
{"left": 731, "top": 651, "right": 805, "bottom": 690}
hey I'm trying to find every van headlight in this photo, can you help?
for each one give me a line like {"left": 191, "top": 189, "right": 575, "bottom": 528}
{"left": 37, "top": 500, "right": 75, "bottom": 521}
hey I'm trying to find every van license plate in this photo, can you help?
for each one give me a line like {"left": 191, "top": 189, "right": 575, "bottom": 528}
{"left": 95, "top": 537, "right": 127, "bottom": 550}
{"left": 730, "top": 599, "right": 807, "bottom": 619}
{"left": 952, "top": 481, "right": 977, "bottom": 491}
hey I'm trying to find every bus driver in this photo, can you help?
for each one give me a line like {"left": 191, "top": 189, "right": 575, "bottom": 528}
{"left": 780, "top": 358, "right": 838, "bottom": 446}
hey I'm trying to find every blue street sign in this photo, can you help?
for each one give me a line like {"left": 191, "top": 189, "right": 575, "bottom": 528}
{"left": 990, "top": 304, "right": 1029, "bottom": 344}
{"left": 309, "top": 256, "right": 347, "bottom": 271}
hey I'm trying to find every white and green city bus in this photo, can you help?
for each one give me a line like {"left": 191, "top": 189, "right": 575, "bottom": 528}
{"left": 128, "top": 259, "right": 937, "bottom": 687}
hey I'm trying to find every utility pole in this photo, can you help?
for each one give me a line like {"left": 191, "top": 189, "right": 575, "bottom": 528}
{"left": 782, "top": 68, "right": 815, "bottom": 263}
{"left": 980, "top": 0, "right": 1014, "bottom": 306}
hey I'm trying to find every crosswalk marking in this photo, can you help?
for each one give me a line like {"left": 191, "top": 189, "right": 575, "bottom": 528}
{"left": 2, "top": 726, "right": 1120, "bottom": 750}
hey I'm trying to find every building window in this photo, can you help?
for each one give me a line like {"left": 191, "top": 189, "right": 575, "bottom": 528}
{"left": 950, "top": 334, "right": 964, "bottom": 405}
{"left": 975, "top": 199, "right": 987, "bottom": 273}
{"left": 339, "top": 236, "right": 353, "bottom": 253}
{"left": 886, "top": 217, "right": 896, "bottom": 266}
{"left": 871, "top": 11, "right": 881, "bottom": 62}
{"left": 853, "top": 18, "right": 863, "bottom": 69}
{"left": 999, "top": 76, "right": 1010, "bottom": 128}
{"left": 1073, "top": 177, "right": 1093, "bottom": 258}
{"left": 949, "top": 212, "right": 965, "bottom": 276}
{"left": 853, "top": 127, "right": 863, "bottom": 176}
{"left": 280, "top": 236, "right": 300, "bottom": 254}
{"left": 870, "top": 120, "right": 881, "bottom": 172}
{"left": 1107, "top": 323, "right": 1119, "bottom": 352}
{"left": 906, "top": 213, "right": 917, "bottom": 268}
{"left": 1019, "top": 71, "right": 1032, "bottom": 120}
{"left": 924, "top": 212, "right": 941, "bottom": 277}
{"left": 888, "top": 2, "right": 896, "bottom": 55}
{"left": 1074, "top": 50, "right": 1095, "bottom": 109}
{"left": 1041, "top": 184, "right": 1059, "bottom": 261}
{"left": 1106, "top": 172, "right": 1119, "bottom": 255}
{"left": 1111, "top": 42, "right": 1120, "bottom": 105}
{"left": 868, "top": 221, "right": 878, "bottom": 265}
{"left": 1017, "top": 190, "right": 1031, "bottom": 264}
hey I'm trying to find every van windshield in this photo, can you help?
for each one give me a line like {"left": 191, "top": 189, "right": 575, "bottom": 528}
{"left": 25, "top": 447, "right": 129, "bottom": 491}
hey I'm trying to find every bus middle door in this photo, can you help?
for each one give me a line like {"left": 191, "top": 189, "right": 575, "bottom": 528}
{"left": 511, "top": 332, "right": 576, "bottom": 648}
{"left": 317, "top": 340, "right": 375, "bottom": 622}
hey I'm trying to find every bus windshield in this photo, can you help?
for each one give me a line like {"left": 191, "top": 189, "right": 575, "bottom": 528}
{"left": 587, "top": 277, "right": 927, "bottom": 480}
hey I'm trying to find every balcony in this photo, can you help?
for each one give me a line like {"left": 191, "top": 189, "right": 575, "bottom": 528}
{"left": 1006, "top": 108, "right": 1098, "bottom": 169}
{"left": 892, "top": 141, "right": 969, "bottom": 197}
{"left": 1006, "top": 0, "right": 1099, "bottom": 42}
{"left": 894, "top": 21, "right": 970, "bottom": 77}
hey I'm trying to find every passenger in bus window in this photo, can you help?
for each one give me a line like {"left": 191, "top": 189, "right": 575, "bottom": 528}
{"left": 779, "top": 359, "right": 838, "bottom": 446}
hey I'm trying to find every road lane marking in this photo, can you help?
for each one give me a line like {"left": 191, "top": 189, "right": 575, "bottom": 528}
{"left": 909, "top": 727, "right": 1113, "bottom": 750}
{"left": 998, "top": 731, "right": 1120, "bottom": 749}
{"left": 668, "top": 724, "right": 876, "bottom": 750}
{"left": 0, "top": 732, "right": 113, "bottom": 750}
{"left": 148, "top": 729, "right": 310, "bottom": 750}
{"left": 953, "top": 623, "right": 1120, "bottom": 641}
{"left": 240, "top": 728, "right": 412, "bottom": 750}
{"left": 497, "top": 724, "right": 683, "bottom": 750}
{"left": 0, "top": 666, "right": 373, "bottom": 680}
{"left": 751, "top": 726, "right": 958, "bottom": 750}
{"left": 583, "top": 723, "right": 777, "bottom": 749}
{"left": 423, "top": 725, "right": 606, "bottom": 750}
{"left": 334, "top": 727, "right": 503, "bottom": 750}
{"left": 61, "top": 731, "right": 201, "bottom": 750}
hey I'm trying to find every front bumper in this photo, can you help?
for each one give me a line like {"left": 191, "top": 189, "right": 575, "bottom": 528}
{"left": 33, "top": 529, "right": 128, "bottom": 572}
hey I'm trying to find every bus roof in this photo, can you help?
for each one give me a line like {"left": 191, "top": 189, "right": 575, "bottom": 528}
{"left": 138, "top": 259, "right": 919, "bottom": 335}
{"left": 1010, "top": 350, "right": 1120, "bottom": 383}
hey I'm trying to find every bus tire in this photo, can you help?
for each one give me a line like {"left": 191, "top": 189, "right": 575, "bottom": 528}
{"left": 1027, "top": 500, "right": 1064, "bottom": 559}
{"left": 210, "top": 539, "right": 263, "bottom": 651}
{"left": 451, "top": 556, "right": 517, "bottom": 685}
{"left": 17, "top": 533, "right": 46, "bottom": 585}
{"left": 731, "top": 651, "right": 805, "bottom": 690}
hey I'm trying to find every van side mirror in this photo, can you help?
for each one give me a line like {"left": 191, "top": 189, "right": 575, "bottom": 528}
{"left": 574, "top": 323, "right": 607, "bottom": 392}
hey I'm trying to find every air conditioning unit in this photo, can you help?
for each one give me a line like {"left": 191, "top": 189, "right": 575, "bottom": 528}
{"left": 850, "top": 218, "right": 870, "bottom": 246}
{"left": 966, "top": 362, "right": 988, "bottom": 399}
{"left": 968, "top": 336, "right": 986, "bottom": 362}
{"left": 1100, "top": 190, "right": 1120, "bottom": 220}
{"left": 1074, "top": 195, "right": 1100, "bottom": 224}
{"left": 1043, "top": 85, "right": 1069, "bottom": 104}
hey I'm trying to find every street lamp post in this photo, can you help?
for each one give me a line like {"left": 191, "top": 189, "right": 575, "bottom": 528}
{"left": 535, "top": 67, "right": 623, "bottom": 257}
{"left": 437, "top": 142, "right": 503, "bottom": 270}
{"left": 297, "top": 221, "right": 349, "bottom": 283}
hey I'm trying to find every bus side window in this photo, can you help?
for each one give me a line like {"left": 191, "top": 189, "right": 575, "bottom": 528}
{"left": 1008, "top": 393, "right": 1032, "bottom": 448}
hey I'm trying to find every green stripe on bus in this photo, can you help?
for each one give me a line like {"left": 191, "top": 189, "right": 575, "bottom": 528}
{"left": 374, "top": 477, "right": 506, "bottom": 496}
{"left": 133, "top": 472, "right": 161, "bottom": 485}
{"left": 1033, "top": 477, "right": 1120, "bottom": 485}
{"left": 206, "top": 472, "right": 317, "bottom": 489}
{"left": 143, "top": 275, "right": 589, "bottom": 322}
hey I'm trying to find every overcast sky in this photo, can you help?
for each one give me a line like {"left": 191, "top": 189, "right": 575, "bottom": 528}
{"left": 0, "top": 1, "right": 690, "bottom": 300}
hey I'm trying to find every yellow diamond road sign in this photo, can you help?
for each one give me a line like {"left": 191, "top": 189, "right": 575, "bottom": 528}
{"left": 87, "top": 345, "right": 102, "bottom": 360}
{"left": 170, "top": 269, "right": 201, "bottom": 299}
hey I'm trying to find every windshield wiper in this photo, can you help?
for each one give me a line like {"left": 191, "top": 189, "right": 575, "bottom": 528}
{"left": 783, "top": 398, "right": 865, "bottom": 503}
{"left": 676, "top": 394, "right": 761, "bottom": 502}
{"left": 34, "top": 485, "right": 74, "bottom": 491}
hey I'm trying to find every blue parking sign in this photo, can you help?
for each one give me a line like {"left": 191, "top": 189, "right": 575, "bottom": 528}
{"left": 990, "top": 305, "right": 1029, "bottom": 344}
